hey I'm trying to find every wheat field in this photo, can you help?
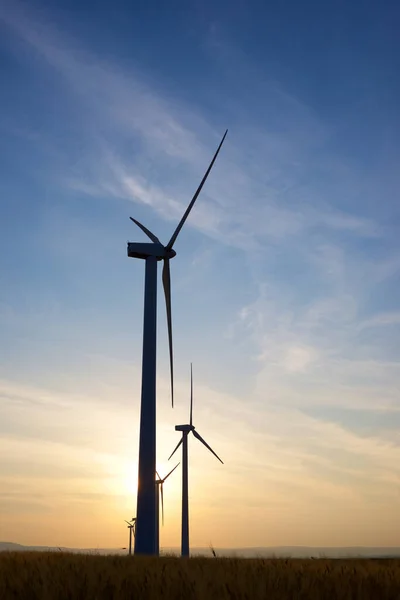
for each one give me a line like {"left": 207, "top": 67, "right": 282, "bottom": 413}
{"left": 1, "top": 552, "right": 400, "bottom": 599}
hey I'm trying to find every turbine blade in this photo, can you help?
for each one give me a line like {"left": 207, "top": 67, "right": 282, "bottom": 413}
{"left": 162, "top": 257, "right": 174, "bottom": 407}
{"left": 161, "top": 483, "right": 164, "bottom": 526}
{"left": 156, "top": 471, "right": 161, "bottom": 481}
{"left": 162, "top": 462, "right": 180, "bottom": 482}
{"left": 129, "top": 217, "right": 161, "bottom": 244}
{"left": 124, "top": 520, "right": 132, "bottom": 526}
{"left": 190, "top": 363, "right": 193, "bottom": 426}
{"left": 166, "top": 130, "right": 228, "bottom": 251}
{"left": 168, "top": 436, "right": 183, "bottom": 461}
{"left": 192, "top": 429, "right": 224, "bottom": 464}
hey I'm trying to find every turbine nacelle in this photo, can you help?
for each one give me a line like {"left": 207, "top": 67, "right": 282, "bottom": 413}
{"left": 175, "top": 424, "right": 194, "bottom": 432}
{"left": 127, "top": 242, "right": 176, "bottom": 261}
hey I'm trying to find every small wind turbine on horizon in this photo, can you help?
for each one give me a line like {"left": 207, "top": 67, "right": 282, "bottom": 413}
{"left": 169, "top": 364, "right": 223, "bottom": 557}
{"left": 155, "top": 463, "right": 180, "bottom": 554}
{"left": 127, "top": 130, "right": 228, "bottom": 555}
{"left": 124, "top": 517, "right": 136, "bottom": 556}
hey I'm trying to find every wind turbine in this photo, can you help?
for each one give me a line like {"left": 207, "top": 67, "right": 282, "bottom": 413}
{"left": 124, "top": 517, "right": 136, "bottom": 556}
{"left": 155, "top": 463, "right": 180, "bottom": 554}
{"left": 169, "top": 364, "right": 223, "bottom": 557}
{"left": 127, "top": 130, "right": 228, "bottom": 555}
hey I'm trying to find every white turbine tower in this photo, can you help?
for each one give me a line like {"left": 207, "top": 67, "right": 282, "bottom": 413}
{"left": 127, "top": 130, "right": 227, "bottom": 555}
{"left": 169, "top": 364, "right": 223, "bottom": 557}
{"left": 155, "top": 463, "right": 180, "bottom": 554}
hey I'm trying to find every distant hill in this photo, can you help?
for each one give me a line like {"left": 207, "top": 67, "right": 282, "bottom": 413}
{"left": 1, "top": 542, "right": 400, "bottom": 558}
{"left": 0, "top": 542, "right": 125, "bottom": 554}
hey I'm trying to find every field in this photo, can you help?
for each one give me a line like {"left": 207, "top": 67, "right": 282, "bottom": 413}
{"left": 1, "top": 552, "right": 400, "bottom": 599}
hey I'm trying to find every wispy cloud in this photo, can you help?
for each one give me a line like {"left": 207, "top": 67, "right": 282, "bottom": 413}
{"left": 358, "top": 311, "right": 400, "bottom": 330}
{"left": 0, "top": 0, "right": 382, "bottom": 254}
{"left": 230, "top": 235, "right": 400, "bottom": 414}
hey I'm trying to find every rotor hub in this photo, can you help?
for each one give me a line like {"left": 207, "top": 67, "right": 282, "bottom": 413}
{"left": 165, "top": 248, "right": 176, "bottom": 259}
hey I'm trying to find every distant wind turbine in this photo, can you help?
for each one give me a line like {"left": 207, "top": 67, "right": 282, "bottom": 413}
{"left": 127, "top": 130, "right": 228, "bottom": 555}
{"left": 155, "top": 463, "right": 180, "bottom": 554}
{"left": 169, "top": 364, "right": 223, "bottom": 557}
{"left": 124, "top": 517, "right": 136, "bottom": 556}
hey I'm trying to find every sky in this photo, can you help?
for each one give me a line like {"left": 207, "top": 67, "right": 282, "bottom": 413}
{"left": 0, "top": 0, "right": 399, "bottom": 550}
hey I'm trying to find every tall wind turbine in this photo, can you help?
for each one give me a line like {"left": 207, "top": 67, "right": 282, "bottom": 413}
{"left": 155, "top": 463, "right": 180, "bottom": 554}
{"left": 124, "top": 517, "right": 136, "bottom": 556}
{"left": 169, "top": 364, "right": 223, "bottom": 557}
{"left": 128, "top": 130, "right": 227, "bottom": 555}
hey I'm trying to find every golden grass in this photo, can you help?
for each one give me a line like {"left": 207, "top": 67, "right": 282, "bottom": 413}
{"left": 1, "top": 552, "right": 400, "bottom": 599}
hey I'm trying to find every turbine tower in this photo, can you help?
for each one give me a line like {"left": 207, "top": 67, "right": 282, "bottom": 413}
{"left": 124, "top": 517, "right": 136, "bottom": 556}
{"left": 155, "top": 463, "right": 180, "bottom": 554}
{"left": 169, "top": 364, "right": 223, "bottom": 557}
{"left": 128, "top": 130, "right": 227, "bottom": 555}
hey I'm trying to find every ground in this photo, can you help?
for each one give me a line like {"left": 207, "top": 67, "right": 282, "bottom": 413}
{"left": 1, "top": 552, "right": 400, "bottom": 599}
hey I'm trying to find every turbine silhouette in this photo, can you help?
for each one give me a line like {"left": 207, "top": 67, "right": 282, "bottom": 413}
{"left": 155, "top": 463, "right": 180, "bottom": 554}
{"left": 124, "top": 517, "right": 136, "bottom": 556}
{"left": 127, "top": 130, "right": 227, "bottom": 555}
{"left": 169, "top": 364, "right": 223, "bottom": 557}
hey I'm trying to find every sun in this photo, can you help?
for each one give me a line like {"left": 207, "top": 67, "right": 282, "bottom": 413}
{"left": 109, "top": 459, "right": 179, "bottom": 501}
{"left": 123, "top": 461, "right": 138, "bottom": 497}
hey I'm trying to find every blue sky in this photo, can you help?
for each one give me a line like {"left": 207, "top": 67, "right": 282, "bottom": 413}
{"left": 0, "top": 0, "right": 399, "bottom": 549}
